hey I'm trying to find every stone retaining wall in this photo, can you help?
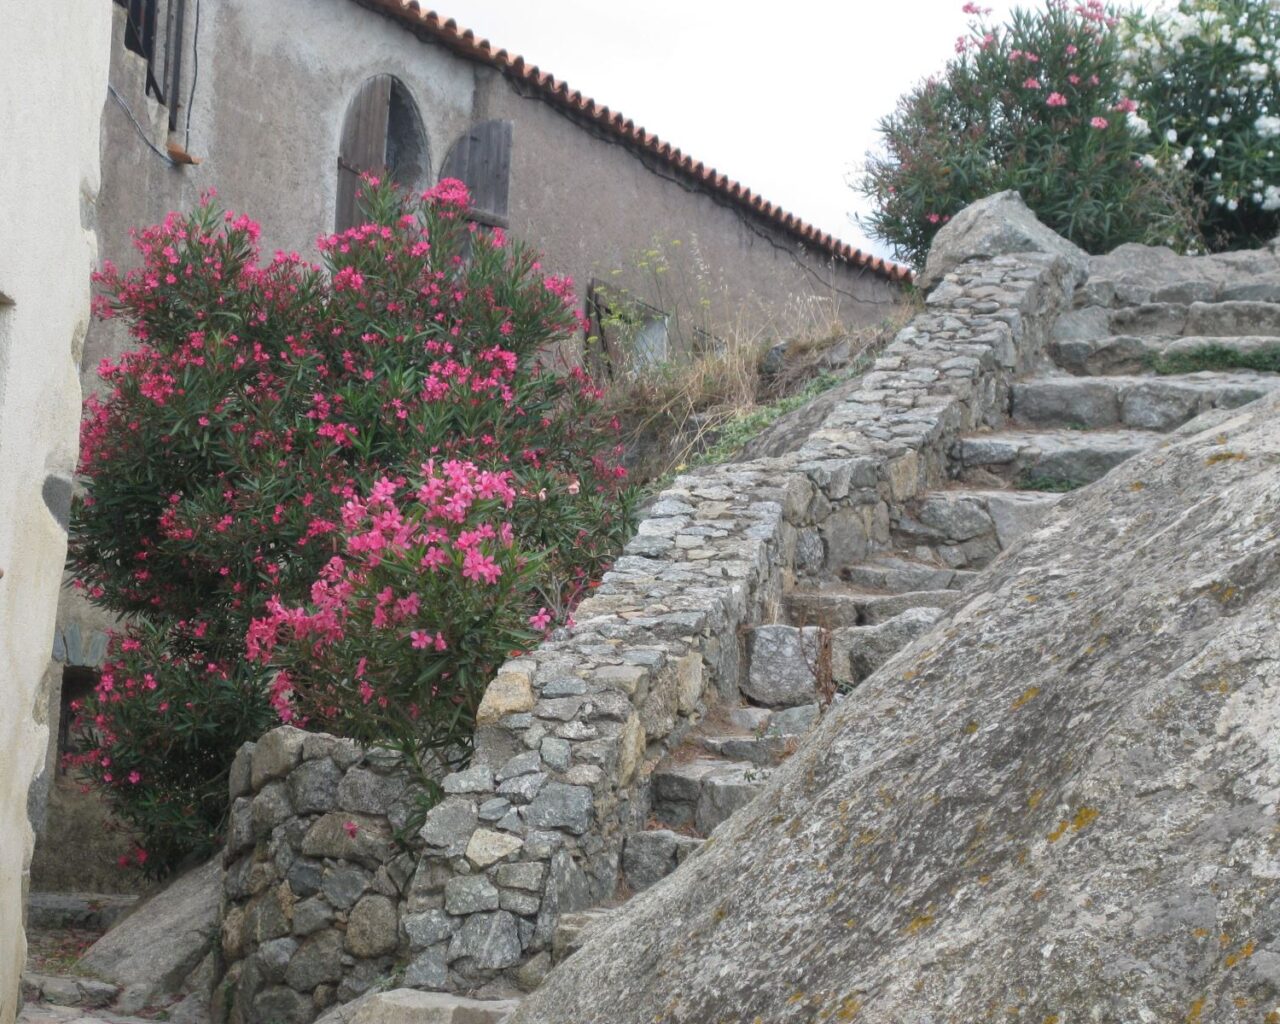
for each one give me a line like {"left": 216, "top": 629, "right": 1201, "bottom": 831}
{"left": 220, "top": 250, "right": 1085, "bottom": 1021}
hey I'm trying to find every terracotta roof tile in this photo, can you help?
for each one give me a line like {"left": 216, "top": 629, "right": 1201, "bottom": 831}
{"left": 351, "top": 0, "right": 912, "bottom": 283}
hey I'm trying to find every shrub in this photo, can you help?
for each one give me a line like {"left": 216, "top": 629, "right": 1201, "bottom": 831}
{"left": 245, "top": 461, "right": 542, "bottom": 792}
{"left": 859, "top": 1, "right": 1200, "bottom": 266}
{"left": 68, "top": 179, "right": 636, "bottom": 873}
{"left": 1122, "top": 0, "right": 1280, "bottom": 250}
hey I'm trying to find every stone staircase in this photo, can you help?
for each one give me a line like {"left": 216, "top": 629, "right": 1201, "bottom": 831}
{"left": 564, "top": 287, "right": 1280, "bottom": 953}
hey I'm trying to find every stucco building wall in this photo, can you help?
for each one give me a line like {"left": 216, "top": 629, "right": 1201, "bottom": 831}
{"left": 80, "top": 0, "right": 902, "bottom": 391}
{"left": 0, "top": 2, "right": 110, "bottom": 1019}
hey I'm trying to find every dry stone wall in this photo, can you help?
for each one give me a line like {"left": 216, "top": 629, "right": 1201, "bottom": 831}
{"left": 219, "top": 248, "right": 1086, "bottom": 1021}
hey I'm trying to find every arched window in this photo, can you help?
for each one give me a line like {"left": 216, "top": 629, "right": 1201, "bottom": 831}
{"left": 335, "top": 75, "right": 429, "bottom": 232}
{"left": 440, "top": 120, "right": 513, "bottom": 227}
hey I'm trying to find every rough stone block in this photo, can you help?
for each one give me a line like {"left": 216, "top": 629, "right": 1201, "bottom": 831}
{"left": 743, "top": 625, "right": 824, "bottom": 708}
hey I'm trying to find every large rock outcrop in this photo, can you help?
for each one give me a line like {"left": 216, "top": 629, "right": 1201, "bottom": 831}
{"left": 511, "top": 394, "right": 1280, "bottom": 1022}
{"left": 78, "top": 856, "right": 223, "bottom": 1012}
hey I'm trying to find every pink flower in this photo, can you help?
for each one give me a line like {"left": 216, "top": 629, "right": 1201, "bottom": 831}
{"left": 1090, "top": 116, "right": 1109, "bottom": 129}
{"left": 1024, "top": 78, "right": 1041, "bottom": 90}
{"left": 128, "top": 770, "right": 141, "bottom": 785}
{"left": 1068, "top": 74, "right": 1081, "bottom": 85}
{"left": 926, "top": 213, "right": 942, "bottom": 224}
{"left": 1046, "top": 92, "right": 1068, "bottom": 108}
{"left": 343, "top": 820, "right": 359, "bottom": 839}
{"left": 529, "top": 607, "right": 552, "bottom": 631}
{"left": 1065, "top": 44, "right": 1078, "bottom": 56}
{"left": 1113, "top": 97, "right": 1137, "bottom": 113}
{"left": 410, "top": 629, "right": 431, "bottom": 649}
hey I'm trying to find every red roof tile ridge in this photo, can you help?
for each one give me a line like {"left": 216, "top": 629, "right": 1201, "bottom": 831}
{"left": 354, "top": 0, "right": 912, "bottom": 282}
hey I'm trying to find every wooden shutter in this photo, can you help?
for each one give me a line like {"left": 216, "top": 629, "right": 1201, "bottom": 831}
{"left": 439, "top": 120, "right": 513, "bottom": 227}
{"left": 336, "top": 76, "right": 392, "bottom": 232}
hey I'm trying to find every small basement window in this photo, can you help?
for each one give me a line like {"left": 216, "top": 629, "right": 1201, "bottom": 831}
{"left": 336, "top": 75, "right": 429, "bottom": 232}
{"left": 57, "top": 667, "right": 99, "bottom": 772}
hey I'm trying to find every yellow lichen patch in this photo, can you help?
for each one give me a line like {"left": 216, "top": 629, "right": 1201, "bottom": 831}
{"left": 1025, "top": 594, "right": 1040, "bottom": 604}
{"left": 1028, "top": 789, "right": 1045, "bottom": 810}
{"left": 1265, "top": 1010, "right": 1280, "bottom": 1024}
{"left": 1233, "top": 997, "right": 1250, "bottom": 1009}
{"left": 1011, "top": 686, "right": 1041, "bottom": 711}
{"left": 1205, "top": 450, "right": 1246, "bottom": 465}
{"left": 1071, "top": 806, "right": 1099, "bottom": 832}
{"left": 964, "top": 720, "right": 980, "bottom": 735}
{"left": 1129, "top": 481, "right": 1145, "bottom": 492}
{"left": 978, "top": 874, "right": 992, "bottom": 885}
{"left": 902, "top": 668, "right": 920, "bottom": 682}
{"left": 1045, "top": 1015, "right": 1061, "bottom": 1024}
{"left": 1047, "top": 820, "right": 1070, "bottom": 843}
{"left": 856, "top": 830, "right": 880, "bottom": 847}
{"left": 1192, "top": 927, "right": 1209, "bottom": 939}
{"left": 903, "top": 913, "right": 935, "bottom": 936}
{"left": 1186, "top": 997, "right": 1206, "bottom": 1022}
{"left": 834, "top": 995, "right": 863, "bottom": 1020}
{"left": 1224, "top": 939, "right": 1255, "bottom": 967}
{"left": 788, "top": 991, "right": 807, "bottom": 1005}
{"left": 1031, "top": 888, "right": 1048, "bottom": 901}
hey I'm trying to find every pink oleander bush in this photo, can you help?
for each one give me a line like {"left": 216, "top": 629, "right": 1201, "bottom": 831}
{"left": 67, "top": 178, "right": 637, "bottom": 874}
{"left": 859, "top": 0, "right": 1200, "bottom": 266}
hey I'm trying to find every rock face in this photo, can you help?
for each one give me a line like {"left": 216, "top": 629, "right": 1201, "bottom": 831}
{"left": 78, "top": 856, "right": 223, "bottom": 1012}
{"left": 510, "top": 395, "right": 1280, "bottom": 1022}
{"left": 919, "top": 189, "right": 1088, "bottom": 290}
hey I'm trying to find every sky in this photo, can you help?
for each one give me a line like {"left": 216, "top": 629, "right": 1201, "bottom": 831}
{"left": 431, "top": 0, "right": 1027, "bottom": 261}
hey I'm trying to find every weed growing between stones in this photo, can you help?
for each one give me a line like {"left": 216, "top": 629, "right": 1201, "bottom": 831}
{"left": 1150, "top": 344, "right": 1280, "bottom": 376}
{"left": 66, "top": 178, "right": 638, "bottom": 875}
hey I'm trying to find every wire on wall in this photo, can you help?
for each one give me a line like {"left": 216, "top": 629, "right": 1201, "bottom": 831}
{"left": 185, "top": 0, "right": 201, "bottom": 150}
{"left": 107, "top": 83, "right": 175, "bottom": 166}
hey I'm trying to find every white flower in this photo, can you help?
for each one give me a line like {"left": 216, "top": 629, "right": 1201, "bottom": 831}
{"left": 1202, "top": 146, "right": 1216, "bottom": 159}
{"left": 1207, "top": 115, "right": 1220, "bottom": 127}
{"left": 1227, "top": 198, "right": 1239, "bottom": 211}
{"left": 1263, "top": 185, "right": 1280, "bottom": 212}
{"left": 1244, "top": 61, "right": 1270, "bottom": 83}
{"left": 1166, "top": 128, "right": 1179, "bottom": 143}
{"left": 1182, "top": 146, "right": 1195, "bottom": 163}
{"left": 1254, "top": 192, "right": 1265, "bottom": 204}
{"left": 1214, "top": 195, "right": 1226, "bottom": 205}
{"left": 1127, "top": 112, "right": 1151, "bottom": 137}
{"left": 1237, "top": 36, "right": 1258, "bottom": 55}
{"left": 1256, "top": 114, "right": 1280, "bottom": 140}
{"left": 1139, "top": 154, "right": 1159, "bottom": 169}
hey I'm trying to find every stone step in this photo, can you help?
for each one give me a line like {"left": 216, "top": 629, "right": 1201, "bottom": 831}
{"left": 831, "top": 607, "right": 946, "bottom": 691}
{"left": 551, "top": 908, "right": 616, "bottom": 964}
{"left": 20, "top": 972, "right": 118, "bottom": 1010}
{"left": 950, "top": 427, "right": 1159, "bottom": 489}
{"left": 26, "top": 893, "right": 139, "bottom": 932}
{"left": 786, "top": 583, "right": 963, "bottom": 627}
{"left": 809, "top": 554, "right": 977, "bottom": 597}
{"left": 649, "top": 756, "right": 770, "bottom": 836}
{"left": 1011, "top": 373, "right": 1276, "bottom": 432}
{"left": 694, "top": 704, "right": 819, "bottom": 767}
{"left": 1108, "top": 300, "right": 1280, "bottom": 339}
{"left": 1050, "top": 332, "right": 1280, "bottom": 376}
{"left": 891, "top": 489, "right": 1061, "bottom": 569}
{"left": 621, "top": 829, "right": 705, "bottom": 892}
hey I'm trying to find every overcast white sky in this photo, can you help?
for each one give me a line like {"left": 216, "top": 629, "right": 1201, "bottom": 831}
{"left": 434, "top": 0, "right": 1029, "bottom": 260}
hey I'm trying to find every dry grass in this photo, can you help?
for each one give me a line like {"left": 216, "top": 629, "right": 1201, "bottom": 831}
{"left": 604, "top": 295, "right": 917, "bottom": 486}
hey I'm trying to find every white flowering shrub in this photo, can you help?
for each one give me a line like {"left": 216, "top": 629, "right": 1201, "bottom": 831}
{"left": 1125, "top": 0, "right": 1280, "bottom": 249}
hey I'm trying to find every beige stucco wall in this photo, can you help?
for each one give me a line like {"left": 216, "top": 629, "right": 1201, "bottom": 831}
{"left": 0, "top": 0, "right": 110, "bottom": 1019}
{"left": 80, "top": 0, "right": 902, "bottom": 391}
